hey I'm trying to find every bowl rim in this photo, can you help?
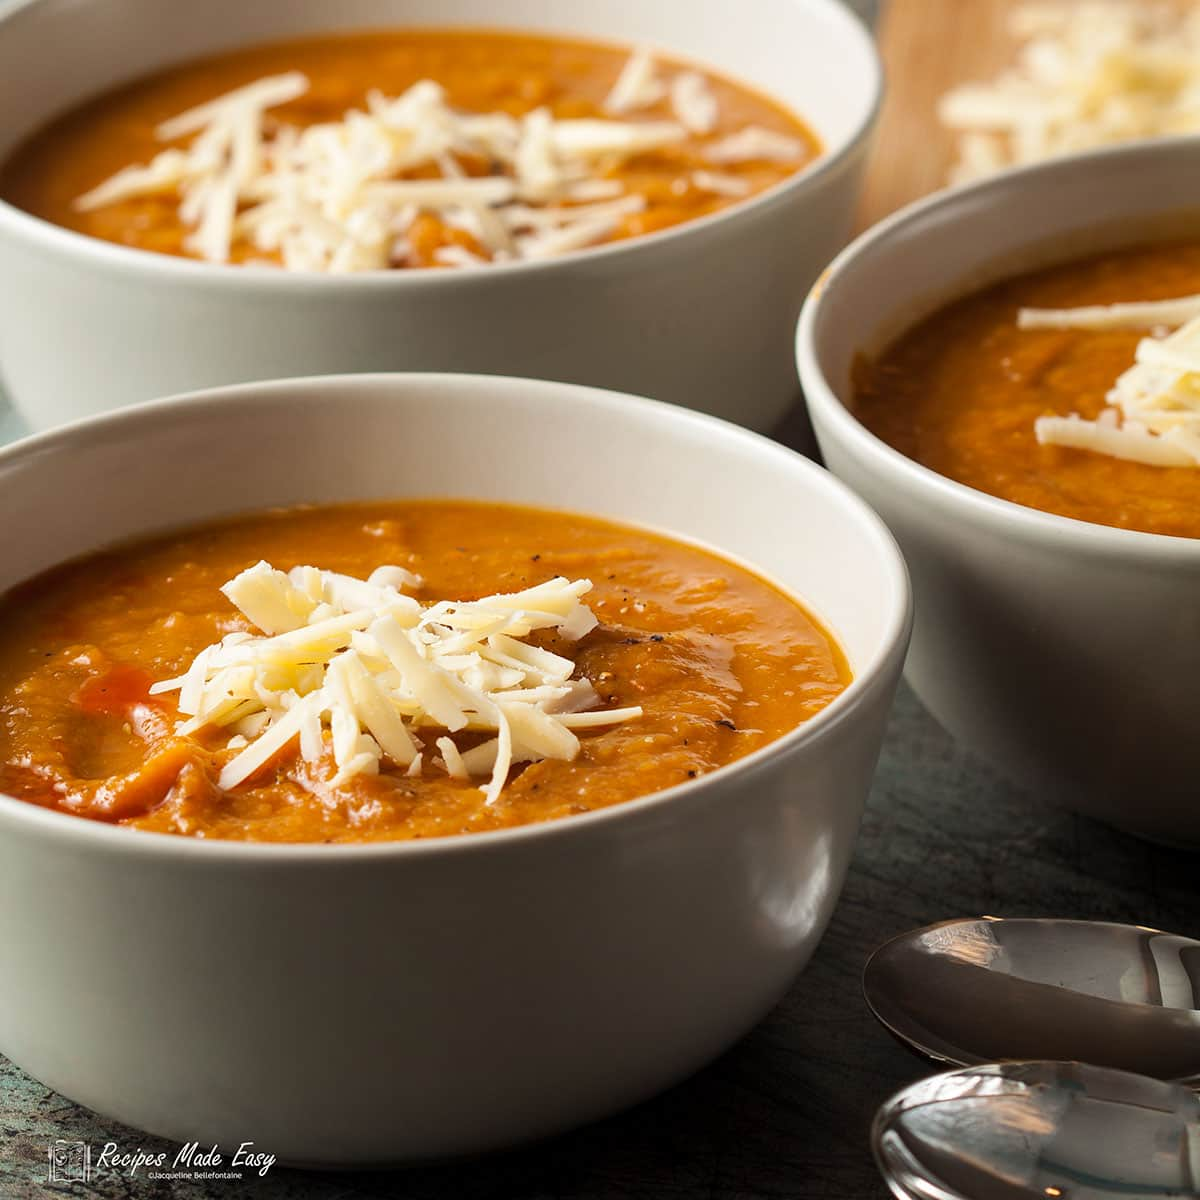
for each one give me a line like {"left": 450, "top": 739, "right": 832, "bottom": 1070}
{"left": 0, "top": 371, "right": 912, "bottom": 861}
{"left": 0, "top": 0, "right": 882, "bottom": 289}
{"left": 796, "top": 134, "right": 1200, "bottom": 565}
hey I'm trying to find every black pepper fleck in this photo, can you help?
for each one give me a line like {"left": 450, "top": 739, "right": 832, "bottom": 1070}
{"left": 716, "top": 719, "right": 737, "bottom": 731}
{"left": 649, "top": 635, "right": 664, "bottom": 643}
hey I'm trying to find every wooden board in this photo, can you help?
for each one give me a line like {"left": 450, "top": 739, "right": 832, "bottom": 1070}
{"left": 855, "top": 0, "right": 1020, "bottom": 232}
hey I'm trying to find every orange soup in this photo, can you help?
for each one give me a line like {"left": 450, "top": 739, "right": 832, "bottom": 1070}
{"left": 854, "top": 241, "right": 1200, "bottom": 538}
{"left": 0, "top": 28, "right": 818, "bottom": 270}
{"left": 0, "top": 501, "right": 849, "bottom": 843}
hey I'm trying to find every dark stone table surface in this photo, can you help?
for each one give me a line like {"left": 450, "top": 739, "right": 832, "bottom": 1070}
{"left": 3, "top": 2, "right": 1196, "bottom": 1197}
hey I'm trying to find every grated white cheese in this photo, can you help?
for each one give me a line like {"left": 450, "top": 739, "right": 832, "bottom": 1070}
{"left": 548, "top": 119, "right": 686, "bottom": 159}
{"left": 501, "top": 194, "right": 646, "bottom": 232}
{"left": 1018, "top": 295, "right": 1200, "bottom": 332}
{"left": 704, "top": 125, "right": 805, "bottom": 164}
{"left": 1034, "top": 414, "right": 1196, "bottom": 466}
{"left": 603, "top": 45, "right": 667, "bottom": 115}
{"left": 940, "top": 3, "right": 1200, "bottom": 184}
{"left": 154, "top": 72, "right": 310, "bottom": 141}
{"left": 671, "top": 72, "right": 720, "bottom": 135}
{"left": 564, "top": 178, "right": 626, "bottom": 202}
{"left": 691, "top": 169, "right": 752, "bottom": 197}
{"left": 71, "top": 48, "right": 793, "bottom": 271}
{"left": 436, "top": 736, "right": 470, "bottom": 780}
{"left": 151, "top": 563, "right": 642, "bottom": 798}
{"left": 516, "top": 213, "right": 623, "bottom": 260}
{"left": 1023, "top": 299, "right": 1200, "bottom": 467}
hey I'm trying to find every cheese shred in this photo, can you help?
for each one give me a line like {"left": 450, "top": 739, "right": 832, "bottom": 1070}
{"left": 1022, "top": 299, "right": 1200, "bottom": 467}
{"left": 151, "top": 563, "right": 642, "bottom": 798}
{"left": 72, "top": 46, "right": 792, "bottom": 271}
{"left": 940, "top": 3, "right": 1200, "bottom": 184}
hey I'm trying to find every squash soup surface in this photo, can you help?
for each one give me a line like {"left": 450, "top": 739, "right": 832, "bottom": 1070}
{"left": 854, "top": 241, "right": 1200, "bottom": 538}
{"left": 0, "top": 501, "right": 848, "bottom": 843}
{"left": 0, "top": 28, "right": 819, "bottom": 268}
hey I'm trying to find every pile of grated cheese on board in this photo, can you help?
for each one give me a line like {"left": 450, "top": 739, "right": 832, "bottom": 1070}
{"left": 939, "top": 2, "right": 1200, "bottom": 184}
{"left": 150, "top": 562, "right": 642, "bottom": 801}
{"left": 74, "top": 47, "right": 803, "bottom": 270}
{"left": 1020, "top": 295, "right": 1200, "bottom": 466}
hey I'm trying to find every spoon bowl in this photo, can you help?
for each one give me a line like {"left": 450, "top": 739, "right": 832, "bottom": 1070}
{"left": 864, "top": 918, "right": 1200, "bottom": 1086}
{"left": 874, "top": 1061, "right": 1200, "bottom": 1200}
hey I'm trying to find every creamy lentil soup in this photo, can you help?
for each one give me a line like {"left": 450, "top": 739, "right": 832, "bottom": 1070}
{"left": 854, "top": 241, "right": 1200, "bottom": 538}
{"left": 0, "top": 501, "right": 849, "bottom": 843}
{"left": 0, "top": 28, "right": 819, "bottom": 270}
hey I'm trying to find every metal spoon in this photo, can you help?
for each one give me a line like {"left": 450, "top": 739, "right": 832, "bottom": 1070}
{"left": 863, "top": 918, "right": 1200, "bottom": 1085}
{"left": 873, "top": 1061, "right": 1200, "bottom": 1200}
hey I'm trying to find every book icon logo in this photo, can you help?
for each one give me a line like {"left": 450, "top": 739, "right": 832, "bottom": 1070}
{"left": 48, "top": 1141, "right": 90, "bottom": 1185}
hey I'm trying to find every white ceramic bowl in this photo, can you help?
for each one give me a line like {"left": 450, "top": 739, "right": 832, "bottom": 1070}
{"left": 0, "top": 0, "right": 879, "bottom": 433}
{"left": 798, "top": 138, "right": 1200, "bottom": 847}
{"left": 0, "top": 373, "right": 910, "bottom": 1163}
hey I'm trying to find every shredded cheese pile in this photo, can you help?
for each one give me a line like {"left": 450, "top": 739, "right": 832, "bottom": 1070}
{"left": 1021, "top": 295, "right": 1200, "bottom": 466}
{"left": 149, "top": 562, "right": 642, "bottom": 800}
{"left": 939, "top": 2, "right": 1200, "bottom": 184}
{"left": 74, "top": 47, "right": 801, "bottom": 270}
